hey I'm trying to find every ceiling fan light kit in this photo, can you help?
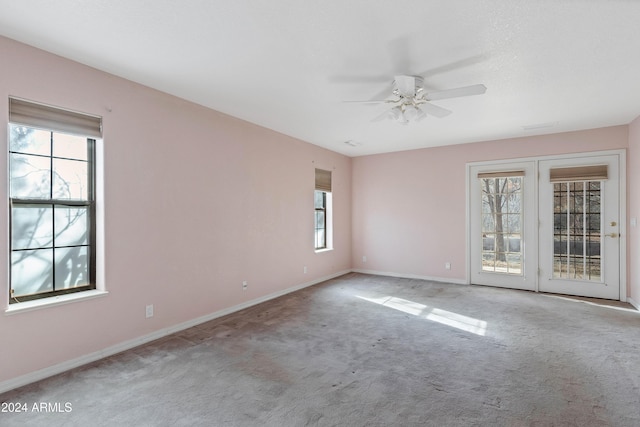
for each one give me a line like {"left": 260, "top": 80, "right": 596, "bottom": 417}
{"left": 389, "top": 104, "right": 425, "bottom": 124}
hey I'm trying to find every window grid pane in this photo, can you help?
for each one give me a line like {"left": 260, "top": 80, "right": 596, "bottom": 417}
{"left": 55, "top": 246, "right": 90, "bottom": 290}
{"left": 10, "top": 153, "right": 52, "bottom": 199}
{"left": 9, "top": 126, "right": 51, "bottom": 156}
{"left": 11, "top": 248, "right": 54, "bottom": 297}
{"left": 11, "top": 204, "right": 54, "bottom": 250}
{"left": 53, "top": 158, "right": 89, "bottom": 200}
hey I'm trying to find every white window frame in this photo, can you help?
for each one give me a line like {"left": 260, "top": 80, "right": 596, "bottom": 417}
{"left": 315, "top": 168, "right": 333, "bottom": 252}
{"left": 6, "top": 98, "right": 106, "bottom": 313}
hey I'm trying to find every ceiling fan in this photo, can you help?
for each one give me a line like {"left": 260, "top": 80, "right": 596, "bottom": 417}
{"left": 351, "top": 75, "right": 486, "bottom": 124}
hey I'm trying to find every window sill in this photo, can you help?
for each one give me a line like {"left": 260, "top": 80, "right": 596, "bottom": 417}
{"left": 315, "top": 248, "right": 334, "bottom": 254}
{"left": 5, "top": 290, "right": 109, "bottom": 315}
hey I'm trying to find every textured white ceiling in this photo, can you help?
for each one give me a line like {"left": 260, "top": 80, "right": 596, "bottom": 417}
{"left": 1, "top": 0, "right": 639, "bottom": 156}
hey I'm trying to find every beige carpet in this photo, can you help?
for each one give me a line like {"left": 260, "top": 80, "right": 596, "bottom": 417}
{"left": 1, "top": 273, "right": 639, "bottom": 426}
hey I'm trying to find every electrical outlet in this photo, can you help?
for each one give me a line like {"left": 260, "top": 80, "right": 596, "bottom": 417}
{"left": 362, "top": 256, "right": 367, "bottom": 263}
{"left": 145, "top": 304, "right": 154, "bottom": 318}
{"left": 445, "top": 262, "right": 451, "bottom": 270}
{"left": 303, "top": 266, "right": 308, "bottom": 274}
{"left": 242, "top": 281, "right": 248, "bottom": 291}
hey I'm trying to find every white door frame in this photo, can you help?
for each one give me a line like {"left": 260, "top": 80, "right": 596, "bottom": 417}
{"left": 466, "top": 149, "right": 627, "bottom": 302}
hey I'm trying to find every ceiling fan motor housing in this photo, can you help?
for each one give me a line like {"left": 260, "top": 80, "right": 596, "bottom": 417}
{"left": 393, "top": 75, "right": 424, "bottom": 98}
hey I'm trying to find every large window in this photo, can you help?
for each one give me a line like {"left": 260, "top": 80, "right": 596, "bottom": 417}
{"left": 314, "top": 168, "right": 332, "bottom": 250}
{"left": 8, "top": 98, "right": 101, "bottom": 304}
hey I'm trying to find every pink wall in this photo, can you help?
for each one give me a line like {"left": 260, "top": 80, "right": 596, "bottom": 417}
{"left": 0, "top": 37, "right": 351, "bottom": 385}
{"left": 628, "top": 115, "right": 640, "bottom": 307}
{"left": 352, "top": 126, "right": 629, "bottom": 283}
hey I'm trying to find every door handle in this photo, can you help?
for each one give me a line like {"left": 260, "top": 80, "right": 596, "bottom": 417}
{"left": 607, "top": 232, "right": 619, "bottom": 238}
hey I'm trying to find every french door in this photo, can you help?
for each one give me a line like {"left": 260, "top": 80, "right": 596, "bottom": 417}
{"left": 469, "top": 161, "right": 537, "bottom": 291}
{"left": 469, "top": 152, "right": 623, "bottom": 300}
{"left": 538, "top": 155, "right": 620, "bottom": 300}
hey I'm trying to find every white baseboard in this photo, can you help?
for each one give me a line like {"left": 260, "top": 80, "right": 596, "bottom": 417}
{"left": 628, "top": 297, "right": 640, "bottom": 311}
{"left": 0, "top": 270, "right": 350, "bottom": 395}
{"left": 351, "top": 268, "right": 467, "bottom": 285}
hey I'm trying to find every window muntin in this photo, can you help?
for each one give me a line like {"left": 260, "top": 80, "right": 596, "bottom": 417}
{"left": 9, "top": 124, "right": 95, "bottom": 303}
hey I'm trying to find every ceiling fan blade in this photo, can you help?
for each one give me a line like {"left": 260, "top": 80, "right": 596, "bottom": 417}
{"left": 341, "top": 80, "right": 396, "bottom": 104}
{"left": 368, "top": 80, "right": 396, "bottom": 102}
{"left": 343, "top": 99, "right": 398, "bottom": 104}
{"left": 426, "top": 84, "right": 487, "bottom": 101}
{"left": 420, "top": 102, "right": 452, "bottom": 118}
{"left": 395, "top": 75, "right": 416, "bottom": 97}
{"left": 417, "top": 54, "right": 489, "bottom": 79}
{"left": 328, "top": 75, "right": 391, "bottom": 84}
{"left": 371, "top": 110, "right": 391, "bottom": 122}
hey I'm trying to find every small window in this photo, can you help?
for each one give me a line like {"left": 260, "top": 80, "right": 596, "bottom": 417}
{"left": 314, "top": 168, "right": 332, "bottom": 250}
{"left": 8, "top": 98, "right": 100, "bottom": 304}
{"left": 315, "top": 190, "right": 327, "bottom": 249}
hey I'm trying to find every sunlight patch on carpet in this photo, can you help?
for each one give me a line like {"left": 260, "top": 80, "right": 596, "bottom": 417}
{"left": 357, "top": 295, "right": 488, "bottom": 336}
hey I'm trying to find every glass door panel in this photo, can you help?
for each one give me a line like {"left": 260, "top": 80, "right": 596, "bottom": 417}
{"left": 552, "top": 181, "right": 601, "bottom": 281}
{"left": 480, "top": 176, "right": 523, "bottom": 275}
